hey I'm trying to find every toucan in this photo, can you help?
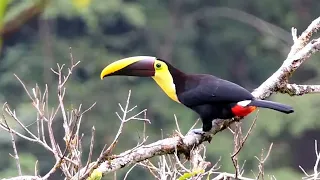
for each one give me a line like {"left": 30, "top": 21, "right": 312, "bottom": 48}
{"left": 100, "top": 56, "right": 294, "bottom": 133}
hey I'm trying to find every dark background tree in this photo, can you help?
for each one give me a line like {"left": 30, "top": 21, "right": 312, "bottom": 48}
{"left": 0, "top": 0, "right": 319, "bottom": 179}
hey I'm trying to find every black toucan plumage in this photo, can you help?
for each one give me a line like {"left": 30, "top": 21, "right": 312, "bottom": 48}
{"left": 100, "top": 56, "right": 294, "bottom": 132}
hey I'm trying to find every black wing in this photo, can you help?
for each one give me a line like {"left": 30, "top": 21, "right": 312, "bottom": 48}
{"left": 178, "top": 75, "right": 254, "bottom": 107}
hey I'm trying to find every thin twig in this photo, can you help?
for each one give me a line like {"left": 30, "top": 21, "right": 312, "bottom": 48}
{"left": 313, "top": 140, "right": 320, "bottom": 180}
{"left": 123, "top": 164, "right": 137, "bottom": 180}
{"left": 231, "top": 111, "right": 259, "bottom": 158}
{"left": 188, "top": 118, "right": 200, "bottom": 132}
{"left": 34, "top": 160, "right": 38, "bottom": 176}
{"left": 5, "top": 104, "right": 39, "bottom": 140}
{"left": 14, "top": 74, "right": 34, "bottom": 101}
{"left": 3, "top": 104, "right": 22, "bottom": 176}
{"left": 255, "top": 143, "right": 274, "bottom": 179}
{"left": 84, "top": 126, "right": 95, "bottom": 173}
{"left": 174, "top": 114, "right": 182, "bottom": 135}
{"left": 77, "top": 90, "right": 149, "bottom": 179}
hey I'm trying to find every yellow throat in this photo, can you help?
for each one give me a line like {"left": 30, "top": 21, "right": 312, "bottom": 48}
{"left": 152, "top": 60, "right": 180, "bottom": 103}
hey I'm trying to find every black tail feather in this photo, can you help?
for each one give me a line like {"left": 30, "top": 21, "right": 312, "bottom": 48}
{"left": 249, "top": 99, "right": 294, "bottom": 114}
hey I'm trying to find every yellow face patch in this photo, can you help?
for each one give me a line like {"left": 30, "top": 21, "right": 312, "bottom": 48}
{"left": 152, "top": 60, "right": 180, "bottom": 103}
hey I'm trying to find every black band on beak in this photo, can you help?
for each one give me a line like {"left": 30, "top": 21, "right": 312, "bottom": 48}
{"left": 110, "top": 59, "right": 155, "bottom": 77}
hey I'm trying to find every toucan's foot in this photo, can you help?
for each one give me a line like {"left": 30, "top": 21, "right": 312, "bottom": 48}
{"left": 189, "top": 128, "right": 206, "bottom": 135}
{"left": 188, "top": 128, "right": 212, "bottom": 143}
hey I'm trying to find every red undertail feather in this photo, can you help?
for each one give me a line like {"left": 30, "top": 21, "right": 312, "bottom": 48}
{"left": 231, "top": 105, "right": 257, "bottom": 117}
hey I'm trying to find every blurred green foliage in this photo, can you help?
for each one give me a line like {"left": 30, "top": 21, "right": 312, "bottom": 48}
{"left": 0, "top": 0, "right": 320, "bottom": 179}
{"left": 0, "top": 0, "right": 8, "bottom": 52}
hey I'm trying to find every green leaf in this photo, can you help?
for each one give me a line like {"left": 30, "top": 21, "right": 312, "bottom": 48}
{"left": 87, "top": 169, "right": 102, "bottom": 180}
{"left": 0, "top": 0, "right": 8, "bottom": 26}
{"left": 0, "top": 0, "right": 8, "bottom": 52}
{"left": 178, "top": 169, "right": 205, "bottom": 180}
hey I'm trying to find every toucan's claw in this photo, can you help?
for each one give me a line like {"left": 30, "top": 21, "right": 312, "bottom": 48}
{"left": 189, "top": 128, "right": 205, "bottom": 135}
{"left": 188, "top": 128, "right": 212, "bottom": 143}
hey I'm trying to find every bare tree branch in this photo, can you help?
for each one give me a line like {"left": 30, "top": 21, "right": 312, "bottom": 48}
{"left": 72, "top": 132, "right": 211, "bottom": 179}
{"left": 252, "top": 16, "right": 320, "bottom": 99}
{"left": 230, "top": 111, "right": 259, "bottom": 178}
{"left": 1, "top": 51, "right": 94, "bottom": 180}
{"left": 281, "top": 84, "right": 320, "bottom": 96}
{"left": 231, "top": 111, "right": 259, "bottom": 159}
{"left": 2, "top": 103, "right": 22, "bottom": 176}
{"left": 74, "top": 90, "right": 150, "bottom": 179}
{"left": 255, "top": 143, "right": 274, "bottom": 179}
{"left": 300, "top": 140, "right": 320, "bottom": 180}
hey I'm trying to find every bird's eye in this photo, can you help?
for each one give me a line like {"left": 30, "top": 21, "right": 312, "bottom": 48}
{"left": 155, "top": 63, "right": 162, "bottom": 69}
